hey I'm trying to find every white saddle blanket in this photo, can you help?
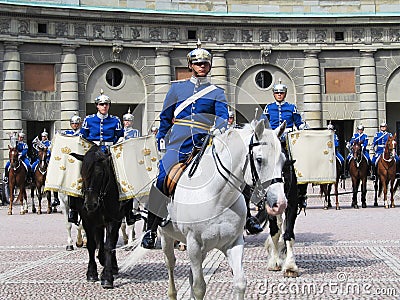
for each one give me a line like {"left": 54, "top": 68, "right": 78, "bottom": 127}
{"left": 111, "top": 135, "right": 160, "bottom": 201}
{"left": 287, "top": 129, "right": 337, "bottom": 184}
{"left": 44, "top": 134, "right": 93, "bottom": 197}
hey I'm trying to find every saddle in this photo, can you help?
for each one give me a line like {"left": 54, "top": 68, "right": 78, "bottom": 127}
{"left": 163, "top": 147, "right": 200, "bottom": 197}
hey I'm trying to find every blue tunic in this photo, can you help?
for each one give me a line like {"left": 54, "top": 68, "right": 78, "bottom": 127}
{"left": 124, "top": 127, "right": 140, "bottom": 140}
{"left": 31, "top": 139, "right": 51, "bottom": 171}
{"left": 347, "top": 132, "right": 370, "bottom": 162}
{"left": 372, "top": 131, "right": 399, "bottom": 165}
{"left": 261, "top": 101, "right": 304, "bottom": 130}
{"left": 156, "top": 77, "right": 228, "bottom": 190}
{"left": 80, "top": 112, "right": 123, "bottom": 152}
{"left": 5, "top": 141, "right": 31, "bottom": 172}
{"left": 333, "top": 133, "right": 344, "bottom": 164}
{"left": 64, "top": 129, "right": 80, "bottom": 136}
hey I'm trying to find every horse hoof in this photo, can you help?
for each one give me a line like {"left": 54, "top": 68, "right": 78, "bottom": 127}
{"left": 385, "top": 205, "right": 389, "bottom": 209}
{"left": 374, "top": 202, "right": 378, "bottom": 207}
{"left": 336, "top": 206, "right": 340, "bottom": 210}
{"left": 66, "top": 245, "right": 74, "bottom": 251}
{"left": 362, "top": 203, "right": 367, "bottom": 208}
{"left": 391, "top": 204, "right": 396, "bottom": 208}
{"left": 86, "top": 275, "right": 99, "bottom": 282}
{"left": 37, "top": 211, "right": 42, "bottom": 215}
{"left": 101, "top": 279, "right": 114, "bottom": 289}
{"left": 20, "top": 211, "right": 25, "bottom": 215}
{"left": 47, "top": 209, "right": 52, "bottom": 214}
{"left": 76, "top": 241, "right": 83, "bottom": 248}
{"left": 53, "top": 208, "right": 58, "bottom": 213}
{"left": 32, "top": 208, "right": 36, "bottom": 214}
{"left": 284, "top": 270, "right": 298, "bottom": 278}
{"left": 8, "top": 210, "right": 12, "bottom": 215}
{"left": 323, "top": 206, "right": 328, "bottom": 210}
{"left": 268, "top": 266, "right": 281, "bottom": 271}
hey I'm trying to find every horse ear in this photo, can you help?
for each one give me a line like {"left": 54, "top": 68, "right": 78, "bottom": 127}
{"left": 69, "top": 153, "right": 84, "bottom": 162}
{"left": 274, "top": 120, "right": 287, "bottom": 138}
{"left": 254, "top": 120, "right": 264, "bottom": 140}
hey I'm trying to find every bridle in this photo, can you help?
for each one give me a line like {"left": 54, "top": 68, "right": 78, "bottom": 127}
{"left": 9, "top": 148, "right": 21, "bottom": 171}
{"left": 212, "top": 134, "right": 283, "bottom": 204}
{"left": 352, "top": 142, "right": 364, "bottom": 167}
{"left": 382, "top": 138, "right": 396, "bottom": 162}
{"left": 37, "top": 149, "right": 48, "bottom": 175}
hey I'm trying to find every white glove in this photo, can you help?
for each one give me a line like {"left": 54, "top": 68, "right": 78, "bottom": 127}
{"left": 298, "top": 123, "right": 309, "bottom": 130}
{"left": 211, "top": 127, "right": 225, "bottom": 136}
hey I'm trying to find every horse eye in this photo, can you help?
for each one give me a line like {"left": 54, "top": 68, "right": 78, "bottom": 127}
{"left": 256, "top": 157, "right": 262, "bottom": 164}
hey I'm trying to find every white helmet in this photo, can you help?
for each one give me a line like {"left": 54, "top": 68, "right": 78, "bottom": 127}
{"left": 95, "top": 89, "right": 111, "bottom": 104}
{"left": 187, "top": 39, "right": 212, "bottom": 68}
{"left": 357, "top": 124, "right": 364, "bottom": 130}
{"left": 123, "top": 107, "right": 134, "bottom": 122}
{"left": 41, "top": 128, "right": 48, "bottom": 137}
{"left": 70, "top": 112, "right": 82, "bottom": 124}
{"left": 18, "top": 130, "right": 25, "bottom": 138}
{"left": 380, "top": 122, "right": 387, "bottom": 127}
{"left": 272, "top": 79, "right": 287, "bottom": 93}
{"left": 327, "top": 123, "right": 335, "bottom": 131}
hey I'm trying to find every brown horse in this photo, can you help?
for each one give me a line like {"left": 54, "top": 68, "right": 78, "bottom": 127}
{"left": 31, "top": 147, "right": 52, "bottom": 214}
{"left": 7, "top": 146, "right": 28, "bottom": 215}
{"left": 349, "top": 140, "right": 369, "bottom": 208}
{"left": 374, "top": 134, "right": 397, "bottom": 208}
{"left": 320, "top": 157, "right": 341, "bottom": 210}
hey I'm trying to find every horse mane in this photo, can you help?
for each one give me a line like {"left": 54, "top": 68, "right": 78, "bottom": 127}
{"left": 81, "top": 145, "right": 108, "bottom": 180}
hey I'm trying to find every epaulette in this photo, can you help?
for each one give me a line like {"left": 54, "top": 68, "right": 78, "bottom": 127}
{"left": 85, "top": 114, "right": 96, "bottom": 118}
{"left": 109, "top": 114, "right": 120, "bottom": 120}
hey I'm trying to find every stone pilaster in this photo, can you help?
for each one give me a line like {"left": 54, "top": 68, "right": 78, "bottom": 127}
{"left": 303, "top": 50, "right": 322, "bottom": 128}
{"left": 153, "top": 47, "right": 172, "bottom": 130}
{"left": 211, "top": 50, "right": 228, "bottom": 94}
{"left": 2, "top": 42, "right": 22, "bottom": 168}
{"left": 359, "top": 50, "right": 378, "bottom": 139}
{"left": 60, "top": 44, "right": 79, "bottom": 132}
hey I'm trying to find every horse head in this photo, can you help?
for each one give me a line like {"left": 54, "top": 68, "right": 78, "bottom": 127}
{"left": 352, "top": 140, "right": 363, "bottom": 163}
{"left": 70, "top": 145, "right": 112, "bottom": 213}
{"left": 386, "top": 134, "right": 397, "bottom": 160}
{"left": 245, "top": 120, "right": 287, "bottom": 216}
{"left": 8, "top": 146, "right": 20, "bottom": 169}
{"left": 37, "top": 147, "right": 48, "bottom": 170}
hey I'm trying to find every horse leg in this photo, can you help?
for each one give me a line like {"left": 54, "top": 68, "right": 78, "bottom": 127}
{"left": 351, "top": 180, "right": 359, "bottom": 209}
{"left": 390, "top": 179, "right": 395, "bottom": 208}
{"left": 265, "top": 216, "right": 282, "bottom": 271}
{"left": 76, "top": 224, "right": 87, "bottom": 248}
{"left": 383, "top": 179, "right": 389, "bottom": 209}
{"left": 187, "top": 240, "right": 206, "bottom": 299}
{"left": 8, "top": 182, "right": 13, "bottom": 215}
{"left": 225, "top": 237, "right": 246, "bottom": 300}
{"left": 120, "top": 221, "right": 129, "bottom": 245}
{"left": 66, "top": 217, "right": 74, "bottom": 251}
{"left": 47, "top": 191, "right": 52, "bottom": 214}
{"left": 84, "top": 226, "right": 99, "bottom": 282}
{"left": 30, "top": 184, "right": 36, "bottom": 214}
{"left": 282, "top": 198, "right": 299, "bottom": 277}
{"left": 100, "top": 222, "right": 120, "bottom": 289}
{"left": 18, "top": 188, "right": 25, "bottom": 215}
{"left": 327, "top": 184, "right": 332, "bottom": 208}
{"left": 334, "top": 182, "right": 340, "bottom": 210}
{"left": 373, "top": 178, "right": 379, "bottom": 206}
{"left": 161, "top": 234, "right": 177, "bottom": 300}
{"left": 361, "top": 179, "right": 367, "bottom": 208}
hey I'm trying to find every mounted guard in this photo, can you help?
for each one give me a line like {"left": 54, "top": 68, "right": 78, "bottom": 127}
{"left": 346, "top": 124, "right": 371, "bottom": 177}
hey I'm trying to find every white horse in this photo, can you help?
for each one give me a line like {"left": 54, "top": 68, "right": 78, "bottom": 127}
{"left": 157, "top": 120, "right": 287, "bottom": 300}
{"left": 59, "top": 193, "right": 87, "bottom": 251}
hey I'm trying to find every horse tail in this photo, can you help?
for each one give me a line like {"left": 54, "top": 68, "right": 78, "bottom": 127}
{"left": 119, "top": 233, "right": 150, "bottom": 273}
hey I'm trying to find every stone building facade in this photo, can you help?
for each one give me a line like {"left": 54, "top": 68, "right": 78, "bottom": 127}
{"left": 1, "top": 0, "right": 400, "bottom": 169}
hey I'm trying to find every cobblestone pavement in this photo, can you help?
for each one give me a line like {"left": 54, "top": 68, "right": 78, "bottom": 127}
{"left": 0, "top": 181, "right": 399, "bottom": 299}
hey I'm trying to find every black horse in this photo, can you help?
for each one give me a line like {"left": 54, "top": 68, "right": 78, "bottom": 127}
{"left": 255, "top": 147, "right": 304, "bottom": 277}
{"left": 70, "top": 145, "right": 131, "bottom": 288}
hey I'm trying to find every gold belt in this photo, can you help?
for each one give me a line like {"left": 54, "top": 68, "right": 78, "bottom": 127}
{"left": 174, "top": 119, "right": 211, "bottom": 131}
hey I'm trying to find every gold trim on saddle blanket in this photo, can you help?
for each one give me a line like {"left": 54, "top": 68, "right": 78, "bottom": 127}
{"left": 174, "top": 119, "right": 211, "bottom": 131}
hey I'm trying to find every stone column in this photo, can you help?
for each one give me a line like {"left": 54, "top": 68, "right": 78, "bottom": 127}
{"left": 359, "top": 50, "right": 378, "bottom": 139}
{"left": 2, "top": 42, "right": 22, "bottom": 168}
{"left": 60, "top": 44, "right": 79, "bottom": 132}
{"left": 303, "top": 50, "right": 322, "bottom": 128}
{"left": 153, "top": 47, "right": 172, "bottom": 130}
{"left": 211, "top": 50, "right": 228, "bottom": 92}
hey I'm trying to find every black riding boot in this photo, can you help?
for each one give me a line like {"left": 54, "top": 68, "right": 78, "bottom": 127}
{"left": 125, "top": 199, "right": 141, "bottom": 226}
{"left": 298, "top": 183, "right": 308, "bottom": 211}
{"left": 141, "top": 184, "right": 170, "bottom": 249}
{"left": 68, "top": 196, "right": 79, "bottom": 225}
{"left": 396, "top": 160, "right": 400, "bottom": 179}
{"left": 344, "top": 160, "right": 349, "bottom": 177}
{"left": 370, "top": 164, "right": 376, "bottom": 181}
{"left": 339, "top": 163, "right": 346, "bottom": 180}
{"left": 242, "top": 184, "right": 263, "bottom": 235}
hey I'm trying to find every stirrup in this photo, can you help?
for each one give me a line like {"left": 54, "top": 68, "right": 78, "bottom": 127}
{"left": 141, "top": 230, "right": 157, "bottom": 249}
{"left": 160, "top": 215, "right": 171, "bottom": 227}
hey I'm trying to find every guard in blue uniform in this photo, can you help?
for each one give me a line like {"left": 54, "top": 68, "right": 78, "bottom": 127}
{"left": 327, "top": 124, "right": 345, "bottom": 179}
{"left": 371, "top": 122, "right": 400, "bottom": 180}
{"left": 260, "top": 81, "right": 309, "bottom": 210}
{"left": 121, "top": 108, "right": 140, "bottom": 140}
{"left": 31, "top": 129, "right": 52, "bottom": 175}
{"left": 141, "top": 42, "right": 230, "bottom": 249}
{"left": 4, "top": 131, "right": 32, "bottom": 183}
{"left": 80, "top": 90, "right": 123, "bottom": 152}
{"left": 345, "top": 124, "right": 371, "bottom": 176}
